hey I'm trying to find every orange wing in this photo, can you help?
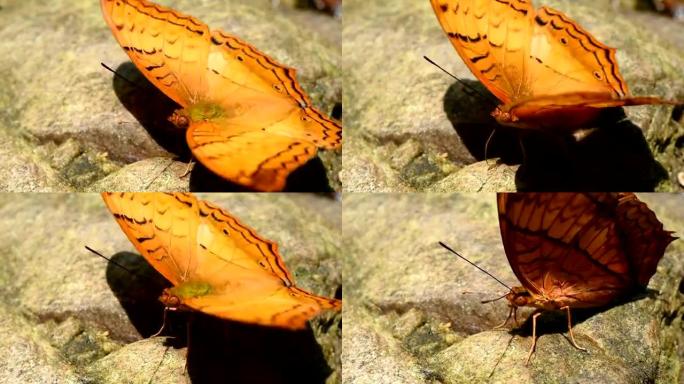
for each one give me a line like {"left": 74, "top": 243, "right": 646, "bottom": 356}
{"left": 429, "top": 1, "right": 677, "bottom": 127}
{"left": 100, "top": 0, "right": 209, "bottom": 107}
{"left": 184, "top": 29, "right": 341, "bottom": 191}
{"left": 101, "top": 0, "right": 341, "bottom": 191}
{"left": 102, "top": 192, "right": 341, "bottom": 329}
{"left": 497, "top": 193, "right": 674, "bottom": 309}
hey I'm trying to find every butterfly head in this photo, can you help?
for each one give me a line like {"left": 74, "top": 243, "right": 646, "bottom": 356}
{"left": 159, "top": 289, "right": 183, "bottom": 310}
{"left": 505, "top": 286, "right": 534, "bottom": 308}
{"left": 169, "top": 110, "right": 190, "bottom": 130}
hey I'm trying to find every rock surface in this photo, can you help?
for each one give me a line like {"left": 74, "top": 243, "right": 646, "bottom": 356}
{"left": 0, "top": 193, "right": 342, "bottom": 383}
{"left": 0, "top": 0, "right": 341, "bottom": 192}
{"left": 342, "top": 193, "right": 684, "bottom": 384}
{"left": 342, "top": 0, "right": 684, "bottom": 192}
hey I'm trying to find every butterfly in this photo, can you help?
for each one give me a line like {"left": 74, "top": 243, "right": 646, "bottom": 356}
{"left": 429, "top": 0, "right": 679, "bottom": 130}
{"left": 102, "top": 192, "right": 341, "bottom": 329}
{"left": 497, "top": 192, "right": 675, "bottom": 363}
{"left": 100, "top": 0, "right": 341, "bottom": 191}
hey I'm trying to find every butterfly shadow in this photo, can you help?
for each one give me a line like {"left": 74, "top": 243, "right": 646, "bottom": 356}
{"left": 104, "top": 251, "right": 171, "bottom": 339}
{"left": 104, "top": 252, "right": 337, "bottom": 383}
{"left": 185, "top": 315, "right": 337, "bottom": 384}
{"left": 442, "top": 81, "right": 668, "bottom": 191}
{"left": 110, "top": 62, "right": 337, "bottom": 192}
{"left": 188, "top": 156, "right": 334, "bottom": 192}
{"left": 111, "top": 62, "right": 191, "bottom": 160}
{"left": 506, "top": 289, "right": 661, "bottom": 353}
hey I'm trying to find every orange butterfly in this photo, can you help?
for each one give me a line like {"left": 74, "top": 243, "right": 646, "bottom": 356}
{"left": 497, "top": 192, "right": 675, "bottom": 363}
{"left": 101, "top": 0, "right": 341, "bottom": 191}
{"left": 102, "top": 192, "right": 341, "bottom": 329}
{"left": 429, "top": 0, "right": 679, "bottom": 130}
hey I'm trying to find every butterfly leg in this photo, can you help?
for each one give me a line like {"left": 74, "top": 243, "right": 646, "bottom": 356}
{"left": 513, "top": 306, "right": 520, "bottom": 327}
{"left": 493, "top": 306, "right": 514, "bottom": 329}
{"left": 561, "top": 306, "right": 587, "bottom": 352}
{"left": 525, "top": 311, "right": 542, "bottom": 365}
{"left": 484, "top": 128, "right": 497, "bottom": 167}
{"left": 179, "top": 159, "right": 195, "bottom": 178}
{"left": 151, "top": 307, "right": 171, "bottom": 337}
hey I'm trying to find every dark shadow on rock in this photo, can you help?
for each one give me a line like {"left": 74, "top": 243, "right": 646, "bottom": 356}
{"left": 186, "top": 314, "right": 336, "bottom": 384}
{"left": 442, "top": 81, "right": 668, "bottom": 191}
{"left": 514, "top": 114, "right": 668, "bottom": 191}
{"left": 443, "top": 81, "right": 522, "bottom": 164}
{"left": 294, "top": 0, "right": 340, "bottom": 15}
{"left": 112, "top": 62, "right": 190, "bottom": 160}
{"left": 112, "top": 62, "right": 335, "bottom": 192}
{"left": 105, "top": 251, "right": 171, "bottom": 339}
{"left": 189, "top": 156, "right": 334, "bottom": 192}
{"left": 510, "top": 290, "right": 659, "bottom": 342}
{"left": 331, "top": 102, "right": 342, "bottom": 120}
{"left": 105, "top": 252, "right": 338, "bottom": 383}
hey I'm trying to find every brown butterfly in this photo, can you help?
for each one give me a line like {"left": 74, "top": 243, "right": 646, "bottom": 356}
{"left": 497, "top": 192, "right": 675, "bottom": 363}
{"left": 441, "top": 193, "right": 675, "bottom": 364}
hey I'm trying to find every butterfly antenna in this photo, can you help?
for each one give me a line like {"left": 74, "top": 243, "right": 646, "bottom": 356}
{"left": 438, "top": 241, "right": 512, "bottom": 291}
{"left": 85, "top": 245, "right": 140, "bottom": 278}
{"left": 100, "top": 62, "right": 138, "bottom": 87}
{"left": 423, "top": 56, "right": 498, "bottom": 107}
{"left": 481, "top": 292, "right": 508, "bottom": 304}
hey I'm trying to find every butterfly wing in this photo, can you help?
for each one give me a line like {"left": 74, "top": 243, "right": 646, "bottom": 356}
{"left": 102, "top": 192, "right": 201, "bottom": 286}
{"left": 186, "top": 121, "right": 320, "bottom": 192}
{"left": 429, "top": 0, "right": 536, "bottom": 105}
{"left": 524, "top": 7, "right": 628, "bottom": 99}
{"left": 502, "top": 92, "right": 677, "bottom": 128}
{"left": 497, "top": 193, "right": 640, "bottom": 308}
{"left": 100, "top": 0, "right": 210, "bottom": 107}
{"left": 181, "top": 198, "right": 340, "bottom": 328}
{"left": 185, "top": 30, "right": 341, "bottom": 191}
{"left": 613, "top": 193, "right": 676, "bottom": 286}
{"left": 103, "top": 192, "right": 341, "bottom": 329}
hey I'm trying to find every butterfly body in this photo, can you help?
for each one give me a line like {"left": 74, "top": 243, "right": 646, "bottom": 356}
{"left": 493, "top": 101, "right": 604, "bottom": 130}
{"left": 498, "top": 192, "right": 674, "bottom": 310}
{"left": 496, "top": 192, "right": 675, "bottom": 362}
{"left": 430, "top": 0, "right": 678, "bottom": 130}
{"left": 101, "top": 0, "right": 341, "bottom": 191}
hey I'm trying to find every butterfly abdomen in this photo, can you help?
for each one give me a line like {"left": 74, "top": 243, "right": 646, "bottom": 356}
{"left": 168, "top": 281, "right": 213, "bottom": 299}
